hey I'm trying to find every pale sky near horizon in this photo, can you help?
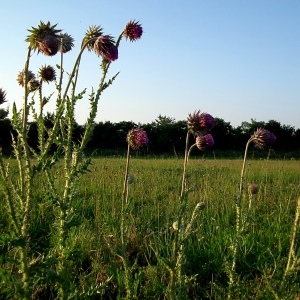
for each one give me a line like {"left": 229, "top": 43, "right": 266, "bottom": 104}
{"left": 1, "top": 1, "right": 299, "bottom": 129}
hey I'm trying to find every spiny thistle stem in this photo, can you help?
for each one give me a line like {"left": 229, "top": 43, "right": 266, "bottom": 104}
{"left": 285, "top": 196, "right": 300, "bottom": 276}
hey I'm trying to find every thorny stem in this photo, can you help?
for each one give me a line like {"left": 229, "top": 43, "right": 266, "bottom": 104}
{"left": 285, "top": 196, "right": 300, "bottom": 276}
{"left": 228, "top": 137, "right": 253, "bottom": 298}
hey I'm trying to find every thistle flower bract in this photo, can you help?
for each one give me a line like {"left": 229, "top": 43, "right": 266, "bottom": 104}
{"left": 252, "top": 128, "right": 276, "bottom": 149}
{"left": 127, "top": 128, "right": 149, "bottom": 150}
{"left": 83, "top": 25, "right": 103, "bottom": 51}
{"left": 27, "top": 79, "right": 41, "bottom": 93}
{"left": 26, "top": 21, "right": 61, "bottom": 54}
{"left": 123, "top": 20, "right": 143, "bottom": 42}
{"left": 187, "top": 110, "right": 215, "bottom": 136}
{"left": 94, "top": 35, "right": 118, "bottom": 61}
{"left": 58, "top": 32, "right": 74, "bottom": 53}
{"left": 39, "top": 65, "right": 56, "bottom": 83}
{"left": 196, "top": 134, "right": 214, "bottom": 151}
{"left": 16, "top": 70, "right": 35, "bottom": 87}
{"left": 0, "top": 88, "right": 7, "bottom": 105}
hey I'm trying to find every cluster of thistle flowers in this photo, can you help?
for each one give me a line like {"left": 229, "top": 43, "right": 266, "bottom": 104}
{"left": 187, "top": 110, "right": 215, "bottom": 150}
{"left": 14, "top": 20, "right": 143, "bottom": 93}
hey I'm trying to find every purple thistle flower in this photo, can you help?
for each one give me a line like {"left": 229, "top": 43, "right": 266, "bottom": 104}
{"left": 127, "top": 128, "right": 149, "bottom": 150}
{"left": 187, "top": 110, "right": 215, "bottom": 136}
{"left": 0, "top": 88, "right": 7, "bottom": 105}
{"left": 123, "top": 20, "right": 143, "bottom": 42}
{"left": 196, "top": 134, "right": 214, "bottom": 151}
{"left": 94, "top": 35, "right": 118, "bottom": 61}
{"left": 252, "top": 128, "right": 276, "bottom": 149}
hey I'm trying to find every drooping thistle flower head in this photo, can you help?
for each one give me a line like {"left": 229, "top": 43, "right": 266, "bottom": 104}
{"left": 39, "top": 65, "right": 56, "bottom": 83}
{"left": 251, "top": 128, "right": 276, "bottom": 149}
{"left": 123, "top": 20, "right": 143, "bottom": 42}
{"left": 187, "top": 110, "right": 215, "bottom": 136}
{"left": 58, "top": 32, "right": 74, "bottom": 53}
{"left": 0, "top": 88, "right": 7, "bottom": 105}
{"left": 82, "top": 25, "right": 103, "bottom": 51}
{"left": 196, "top": 134, "right": 214, "bottom": 151}
{"left": 26, "top": 21, "right": 61, "bottom": 55}
{"left": 127, "top": 128, "right": 149, "bottom": 150}
{"left": 94, "top": 35, "right": 118, "bottom": 61}
{"left": 248, "top": 183, "right": 259, "bottom": 195}
{"left": 38, "top": 35, "right": 59, "bottom": 56}
{"left": 27, "top": 79, "right": 41, "bottom": 93}
{"left": 16, "top": 70, "right": 35, "bottom": 87}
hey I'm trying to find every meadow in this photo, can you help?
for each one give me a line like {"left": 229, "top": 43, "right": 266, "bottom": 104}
{"left": 1, "top": 156, "right": 300, "bottom": 299}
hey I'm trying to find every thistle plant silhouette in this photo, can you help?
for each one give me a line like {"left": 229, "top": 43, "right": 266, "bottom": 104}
{"left": 0, "top": 19, "right": 143, "bottom": 300}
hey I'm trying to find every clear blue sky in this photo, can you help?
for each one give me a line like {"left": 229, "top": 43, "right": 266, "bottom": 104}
{"left": 1, "top": 1, "right": 299, "bottom": 128}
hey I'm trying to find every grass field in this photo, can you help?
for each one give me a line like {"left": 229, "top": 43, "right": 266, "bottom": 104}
{"left": 1, "top": 157, "right": 300, "bottom": 299}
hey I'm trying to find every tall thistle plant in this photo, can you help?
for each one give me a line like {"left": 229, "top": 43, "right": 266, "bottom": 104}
{"left": 228, "top": 128, "right": 276, "bottom": 299}
{"left": 154, "top": 110, "right": 214, "bottom": 299}
{"left": 0, "top": 20, "right": 143, "bottom": 299}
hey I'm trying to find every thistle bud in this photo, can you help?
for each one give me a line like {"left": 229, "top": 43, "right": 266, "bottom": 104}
{"left": 252, "top": 128, "right": 276, "bottom": 149}
{"left": 196, "top": 134, "right": 214, "bottom": 151}
{"left": 123, "top": 20, "right": 143, "bottom": 42}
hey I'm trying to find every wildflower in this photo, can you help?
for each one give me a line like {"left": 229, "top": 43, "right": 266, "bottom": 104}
{"left": 196, "top": 202, "right": 206, "bottom": 210}
{"left": 26, "top": 21, "right": 61, "bottom": 54}
{"left": 94, "top": 35, "right": 118, "bottom": 61}
{"left": 39, "top": 65, "right": 56, "bottom": 83}
{"left": 252, "top": 128, "right": 276, "bottom": 149}
{"left": 196, "top": 134, "right": 214, "bottom": 150}
{"left": 0, "top": 88, "right": 7, "bottom": 105}
{"left": 127, "top": 174, "right": 135, "bottom": 184}
{"left": 187, "top": 110, "right": 214, "bottom": 136}
{"left": 16, "top": 70, "right": 35, "bottom": 87}
{"left": 123, "top": 20, "right": 143, "bottom": 42}
{"left": 83, "top": 25, "right": 103, "bottom": 52}
{"left": 58, "top": 32, "right": 74, "bottom": 53}
{"left": 27, "top": 79, "right": 41, "bottom": 92}
{"left": 248, "top": 184, "right": 259, "bottom": 195}
{"left": 127, "top": 128, "right": 149, "bottom": 150}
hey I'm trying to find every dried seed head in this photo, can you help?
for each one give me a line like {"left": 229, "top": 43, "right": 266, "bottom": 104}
{"left": 248, "top": 184, "right": 259, "bottom": 195}
{"left": 123, "top": 20, "right": 143, "bottom": 42}
{"left": 187, "top": 110, "right": 214, "bottom": 136}
{"left": 58, "top": 32, "right": 74, "bottom": 53}
{"left": 27, "top": 79, "right": 41, "bottom": 92}
{"left": 252, "top": 128, "right": 276, "bottom": 149}
{"left": 126, "top": 128, "right": 149, "bottom": 150}
{"left": 94, "top": 35, "right": 118, "bottom": 61}
{"left": 0, "top": 88, "right": 7, "bottom": 105}
{"left": 16, "top": 70, "right": 35, "bottom": 87}
{"left": 196, "top": 134, "right": 214, "bottom": 151}
{"left": 39, "top": 65, "right": 56, "bottom": 83}
{"left": 83, "top": 25, "right": 103, "bottom": 52}
{"left": 38, "top": 35, "right": 59, "bottom": 56}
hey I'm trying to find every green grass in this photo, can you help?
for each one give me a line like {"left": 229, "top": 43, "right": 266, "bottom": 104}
{"left": 1, "top": 157, "right": 300, "bottom": 299}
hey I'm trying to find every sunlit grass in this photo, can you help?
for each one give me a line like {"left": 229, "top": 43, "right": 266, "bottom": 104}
{"left": 1, "top": 157, "right": 300, "bottom": 298}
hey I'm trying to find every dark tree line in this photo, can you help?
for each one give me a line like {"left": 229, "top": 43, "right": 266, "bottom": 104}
{"left": 1, "top": 110, "right": 300, "bottom": 157}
